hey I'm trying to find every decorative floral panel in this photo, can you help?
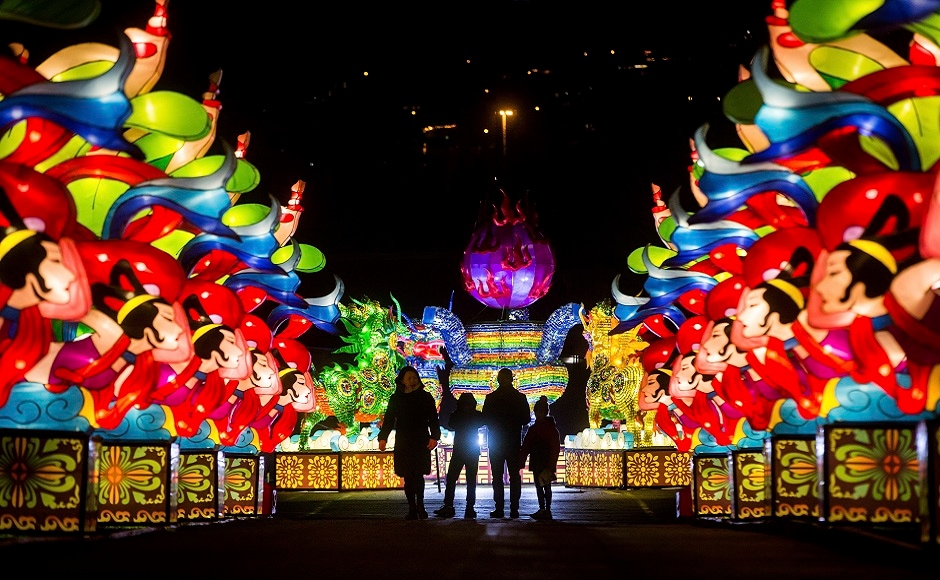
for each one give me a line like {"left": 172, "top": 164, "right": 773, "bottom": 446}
{"left": 821, "top": 423, "right": 922, "bottom": 526}
{"left": 177, "top": 450, "right": 223, "bottom": 521}
{"left": 0, "top": 430, "right": 97, "bottom": 534}
{"left": 97, "top": 440, "right": 176, "bottom": 526}
{"left": 340, "top": 452, "right": 402, "bottom": 490}
{"left": 275, "top": 452, "right": 340, "bottom": 490}
{"left": 730, "top": 449, "right": 769, "bottom": 520}
{"left": 563, "top": 449, "right": 624, "bottom": 488}
{"left": 693, "top": 453, "right": 731, "bottom": 518}
{"left": 223, "top": 454, "right": 260, "bottom": 516}
{"left": 768, "top": 435, "right": 819, "bottom": 519}
{"left": 624, "top": 447, "right": 692, "bottom": 488}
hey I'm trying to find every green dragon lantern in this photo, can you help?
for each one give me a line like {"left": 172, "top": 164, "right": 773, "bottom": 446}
{"left": 301, "top": 296, "right": 445, "bottom": 442}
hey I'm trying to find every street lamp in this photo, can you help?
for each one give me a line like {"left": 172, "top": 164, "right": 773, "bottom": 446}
{"left": 498, "top": 109, "right": 513, "bottom": 160}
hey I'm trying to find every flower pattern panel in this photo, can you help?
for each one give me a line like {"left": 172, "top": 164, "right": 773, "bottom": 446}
{"left": 0, "top": 431, "right": 91, "bottom": 533}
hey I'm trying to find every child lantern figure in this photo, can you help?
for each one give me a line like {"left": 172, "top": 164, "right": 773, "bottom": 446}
{"left": 519, "top": 395, "right": 560, "bottom": 521}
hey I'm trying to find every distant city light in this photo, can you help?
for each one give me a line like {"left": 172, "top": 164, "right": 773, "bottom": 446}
{"left": 422, "top": 124, "right": 457, "bottom": 134}
{"left": 498, "top": 110, "right": 513, "bottom": 160}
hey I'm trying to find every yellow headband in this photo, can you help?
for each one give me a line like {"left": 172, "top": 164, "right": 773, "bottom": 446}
{"left": 279, "top": 367, "right": 299, "bottom": 378}
{"left": 656, "top": 368, "right": 672, "bottom": 376}
{"left": 191, "top": 323, "right": 222, "bottom": 343}
{"left": 848, "top": 239, "right": 897, "bottom": 274}
{"left": 117, "top": 295, "right": 159, "bottom": 324}
{"left": 766, "top": 278, "right": 805, "bottom": 309}
{"left": 0, "top": 229, "right": 38, "bottom": 261}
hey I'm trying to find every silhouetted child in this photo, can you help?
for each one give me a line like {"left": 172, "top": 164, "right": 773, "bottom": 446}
{"left": 519, "top": 395, "right": 560, "bottom": 520}
{"left": 434, "top": 392, "right": 485, "bottom": 519}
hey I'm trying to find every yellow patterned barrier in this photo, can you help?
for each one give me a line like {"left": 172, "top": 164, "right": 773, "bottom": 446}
{"left": 177, "top": 449, "right": 223, "bottom": 522}
{"left": 0, "top": 429, "right": 98, "bottom": 535}
{"left": 562, "top": 448, "right": 693, "bottom": 489}
{"left": 274, "top": 451, "right": 403, "bottom": 491}
{"left": 223, "top": 453, "right": 263, "bottom": 516}
{"left": 624, "top": 447, "right": 692, "bottom": 488}
{"left": 340, "top": 452, "right": 402, "bottom": 490}
{"left": 820, "top": 422, "right": 924, "bottom": 532}
{"left": 730, "top": 448, "right": 770, "bottom": 520}
{"left": 693, "top": 453, "right": 732, "bottom": 518}
{"left": 275, "top": 452, "right": 341, "bottom": 490}
{"left": 563, "top": 449, "right": 624, "bottom": 488}
{"left": 767, "top": 435, "right": 819, "bottom": 520}
{"left": 275, "top": 449, "right": 570, "bottom": 491}
{"left": 96, "top": 439, "right": 178, "bottom": 527}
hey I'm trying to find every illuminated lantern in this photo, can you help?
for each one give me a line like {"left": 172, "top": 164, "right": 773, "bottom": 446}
{"left": 461, "top": 190, "right": 555, "bottom": 309}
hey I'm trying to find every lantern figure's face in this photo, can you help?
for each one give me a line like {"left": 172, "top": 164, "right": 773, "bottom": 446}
{"left": 460, "top": 193, "right": 555, "bottom": 309}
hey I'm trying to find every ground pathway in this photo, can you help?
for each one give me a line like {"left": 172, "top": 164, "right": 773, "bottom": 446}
{"left": 2, "top": 485, "right": 935, "bottom": 579}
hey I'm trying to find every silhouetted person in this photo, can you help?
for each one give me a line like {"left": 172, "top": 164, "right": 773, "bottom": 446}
{"left": 433, "top": 392, "right": 485, "bottom": 519}
{"left": 378, "top": 366, "right": 441, "bottom": 520}
{"left": 482, "top": 367, "right": 531, "bottom": 518}
{"left": 520, "top": 395, "right": 560, "bottom": 520}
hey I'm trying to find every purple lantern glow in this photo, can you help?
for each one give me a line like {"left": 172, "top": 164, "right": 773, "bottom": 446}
{"left": 460, "top": 190, "right": 555, "bottom": 309}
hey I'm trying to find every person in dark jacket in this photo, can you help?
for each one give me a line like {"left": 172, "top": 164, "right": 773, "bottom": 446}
{"left": 482, "top": 367, "right": 531, "bottom": 518}
{"left": 378, "top": 365, "right": 441, "bottom": 520}
{"left": 434, "top": 392, "right": 486, "bottom": 519}
{"left": 519, "top": 395, "right": 561, "bottom": 520}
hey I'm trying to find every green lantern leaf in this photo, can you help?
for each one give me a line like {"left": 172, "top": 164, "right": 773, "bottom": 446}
{"left": 657, "top": 215, "right": 677, "bottom": 244}
{"left": 170, "top": 157, "right": 260, "bottom": 195}
{"left": 888, "top": 96, "right": 940, "bottom": 170}
{"left": 809, "top": 45, "right": 884, "bottom": 89}
{"left": 295, "top": 244, "right": 326, "bottom": 273}
{"left": 722, "top": 79, "right": 763, "bottom": 126}
{"left": 627, "top": 245, "right": 676, "bottom": 274}
{"left": 226, "top": 159, "right": 261, "bottom": 195}
{"left": 67, "top": 176, "right": 129, "bottom": 236}
{"left": 128, "top": 132, "right": 185, "bottom": 169}
{"left": 272, "top": 243, "right": 327, "bottom": 273}
{"left": 804, "top": 166, "right": 855, "bottom": 202}
{"left": 126, "top": 91, "right": 212, "bottom": 140}
{"left": 46, "top": 60, "right": 111, "bottom": 82}
{"left": 223, "top": 203, "right": 270, "bottom": 228}
{"left": 151, "top": 230, "right": 194, "bottom": 260}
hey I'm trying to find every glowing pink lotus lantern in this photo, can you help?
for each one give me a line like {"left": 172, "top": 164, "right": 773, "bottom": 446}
{"left": 461, "top": 190, "right": 555, "bottom": 309}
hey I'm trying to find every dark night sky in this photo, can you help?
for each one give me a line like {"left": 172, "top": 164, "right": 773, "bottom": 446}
{"left": 2, "top": 0, "right": 771, "bottom": 337}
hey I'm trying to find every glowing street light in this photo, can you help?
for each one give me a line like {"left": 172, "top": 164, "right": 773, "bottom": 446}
{"left": 498, "top": 109, "right": 513, "bottom": 160}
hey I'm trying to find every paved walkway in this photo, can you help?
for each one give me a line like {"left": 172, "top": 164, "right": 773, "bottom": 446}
{"left": 2, "top": 485, "right": 936, "bottom": 579}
